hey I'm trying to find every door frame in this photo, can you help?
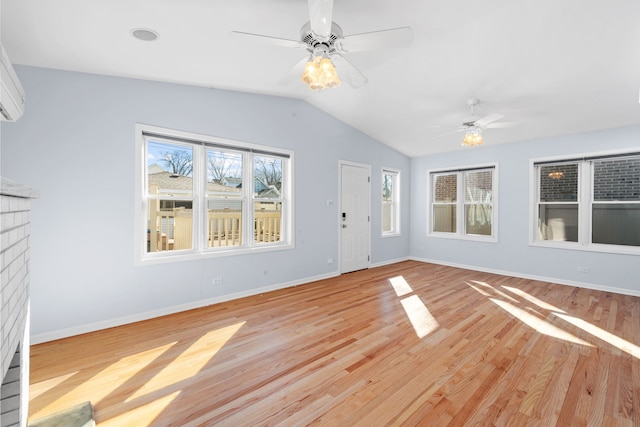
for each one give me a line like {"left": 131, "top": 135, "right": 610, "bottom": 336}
{"left": 338, "top": 160, "right": 372, "bottom": 274}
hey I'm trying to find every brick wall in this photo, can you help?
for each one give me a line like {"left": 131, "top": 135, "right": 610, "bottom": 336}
{"left": 434, "top": 169, "right": 493, "bottom": 202}
{"left": 1, "top": 178, "right": 37, "bottom": 427}
{"left": 434, "top": 174, "right": 457, "bottom": 202}
{"left": 540, "top": 157, "right": 640, "bottom": 202}
{"left": 594, "top": 157, "right": 640, "bottom": 201}
{"left": 540, "top": 164, "right": 578, "bottom": 201}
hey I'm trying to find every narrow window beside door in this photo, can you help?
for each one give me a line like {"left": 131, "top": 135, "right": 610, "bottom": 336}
{"left": 382, "top": 168, "right": 400, "bottom": 236}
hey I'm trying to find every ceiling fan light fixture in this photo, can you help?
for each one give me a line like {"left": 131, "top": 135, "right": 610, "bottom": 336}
{"left": 462, "top": 127, "right": 483, "bottom": 146}
{"left": 319, "top": 57, "right": 340, "bottom": 88}
{"left": 301, "top": 51, "right": 340, "bottom": 91}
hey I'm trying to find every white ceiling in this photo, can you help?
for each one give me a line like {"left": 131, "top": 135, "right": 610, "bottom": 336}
{"left": 2, "top": 0, "right": 640, "bottom": 157}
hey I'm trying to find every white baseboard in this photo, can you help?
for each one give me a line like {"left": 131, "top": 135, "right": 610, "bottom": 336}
{"left": 410, "top": 256, "right": 640, "bottom": 298}
{"left": 31, "top": 270, "right": 340, "bottom": 345}
{"left": 370, "top": 256, "right": 411, "bottom": 269}
{"left": 33, "top": 256, "right": 637, "bottom": 344}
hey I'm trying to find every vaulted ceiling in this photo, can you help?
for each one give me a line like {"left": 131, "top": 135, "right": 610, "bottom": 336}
{"left": 2, "top": 0, "right": 640, "bottom": 157}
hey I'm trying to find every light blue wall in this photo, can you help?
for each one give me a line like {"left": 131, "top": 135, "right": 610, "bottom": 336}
{"left": 410, "top": 126, "right": 640, "bottom": 293}
{"left": 4, "top": 65, "right": 637, "bottom": 341}
{"left": 1, "top": 66, "right": 411, "bottom": 340}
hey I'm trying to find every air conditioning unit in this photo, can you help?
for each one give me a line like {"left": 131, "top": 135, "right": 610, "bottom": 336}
{"left": 0, "top": 45, "right": 25, "bottom": 122}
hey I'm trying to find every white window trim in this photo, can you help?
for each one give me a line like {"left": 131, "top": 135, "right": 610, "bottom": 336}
{"left": 529, "top": 148, "right": 640, "bottom": 256}
{"left": 135, "top": 123, "right": 294, "bottom": 265}
{"left": 381, "top": 167, "right": 401, "bottom": 237}
{"left": 426, "top": 163, "right": 498, "bottom": 243}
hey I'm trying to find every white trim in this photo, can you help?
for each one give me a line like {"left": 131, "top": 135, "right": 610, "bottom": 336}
{"left": 338, "top": 160, "right": 372, "bottom": 274}
{"left": 135, "top": 123, "right": 295, "bottom": 266}
{"left": 136, "top": 243, "right": 295, "bottom": 266}
{"left": 33, "top": 254, "right": 638, "bottom": 344}
{"left": 409, "top": 256, "right": 640, "bottom": 298}
{"left": 529, "top": 149, "right": 640, "bottom": 255}
{"left": 370, "top": 256, "right": 411, "bottom": 268}
{"left": 529, "top": 240, "right": 640, "bottom": 256}
{"left": 31, "top": 270, "right": 340, "bottom": 344}
{"left": 426, "top": 162, "right": 498, "bottom": 243}
{"left": 529, "top": 147, "right": 640, "bottom": 165}
{"left": 381, "top": 167, "right": 401, "bottom": 237}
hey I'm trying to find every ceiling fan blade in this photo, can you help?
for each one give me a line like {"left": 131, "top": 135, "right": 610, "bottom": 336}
{"left": 277, "top": 56, "right": 309, "bottom": 86}
{"left": 433, "top": 127, "right": 467, "bottom": 139}
{"left": 229, "top": 31, "right": 306, "bottom": 49}
{"left": 474, "top": 113, "right": 504, "bottom": 127}
{"left": 331, "top": 54, "right": 368, "bottom": 88}
{"left": 486, "top": 121, "right": 518, "bottom": 129}
{"left": 336, "top": 27, "right": 413, "bottom": 53}
{"left": 308, "top": 0, "right": 333, "bottom": 41}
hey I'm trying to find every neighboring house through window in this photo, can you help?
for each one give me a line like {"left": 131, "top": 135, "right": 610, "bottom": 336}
{"left": 382, "top": 168, "right": 400, "bottom": 236}
{"left": 428, "top": 164, "right": 497, "bottom": 241}
{"left": 136, "top": 124, "right": 293, "bottom": 264}
{"left": 532, "top": 151, "right": 640, "bottom": 254}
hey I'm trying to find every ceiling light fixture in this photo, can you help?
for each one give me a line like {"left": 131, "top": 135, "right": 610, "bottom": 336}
{"left": 462, "top": 126, "right": 483, "bottom": 146}
{"left": 301, "top": 48, "right": 340, "bottom": 91}
{"left": 548, "top": 171, "right": 564, "bottom": 179}
{"left": 131, "top": 28, "right": 159, "bottom": 42}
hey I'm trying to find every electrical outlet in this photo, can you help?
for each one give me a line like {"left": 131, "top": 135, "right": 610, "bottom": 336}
{"left": 327, "top": 258, "right": 333, "bottom": 264}
{"left": 212, "top": 276, "right": 223, "bottom": 285}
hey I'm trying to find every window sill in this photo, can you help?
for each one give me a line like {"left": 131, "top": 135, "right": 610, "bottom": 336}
{"left": 529, "top": 240, "right": 640, "bottom": 256}
{"left": 136, "top": 242, "right": 294, "bottom": 266}
{"left": 427, "top": 232, "right": 498, "bottom": 243}
{"left": 381, "top": 232, "right": 401, "bottom": 238}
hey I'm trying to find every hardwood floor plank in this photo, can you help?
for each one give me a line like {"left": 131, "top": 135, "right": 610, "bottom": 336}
{"left": 29, "top": 261, "right": 640, "bottom": 426}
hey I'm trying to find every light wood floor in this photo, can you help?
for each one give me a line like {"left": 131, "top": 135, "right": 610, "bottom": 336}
{"left": 29, "top": 261, "right": 640, "bottom": 426}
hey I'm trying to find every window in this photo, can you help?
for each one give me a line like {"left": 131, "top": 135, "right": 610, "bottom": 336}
{"left": 136, "top": 124, "right": 293, "bottom": 263}
{"left": 428, "top": 165, "right": 497, "bottom": 241}
{"left": 533, "top": 152, "right": 640, "bottom": 253}
{"left": 382, "top": 168, "right": 400, "bottom": 236}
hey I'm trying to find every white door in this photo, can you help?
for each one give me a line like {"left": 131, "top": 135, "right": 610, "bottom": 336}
{"left": 340, "top": 162, "right": 370, "bottom": 273}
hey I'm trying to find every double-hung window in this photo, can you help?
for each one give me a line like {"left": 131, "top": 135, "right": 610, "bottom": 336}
{"left": 428, "top": 164, "right": 497, "bottom": 241}
{"left": 136, "top": 124, "right": 293, "bottom": 264}
{"left": 533, "top": 152, "right": 640, "bottom": 253}
{"left": 382, "top": 168, "right": 400, "bottom": 236}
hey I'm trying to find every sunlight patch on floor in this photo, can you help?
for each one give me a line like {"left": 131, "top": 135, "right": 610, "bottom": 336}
{"left": 490, "top": 298, "right": 593, "bottom": 347}
{"left": 465, "top": 282, "right": 492, "bottom": 296}
{"left": 553, "top": 312, "right": 640, "bottom": 358}
{"left": 100, "top": 391, "right": 181, "bottom": 427}
{"left": 389, "top": 275, "right": 413, "bottom": 297}
{"left": 29, "top": 342, "right": 176, "bottom": 421}
{"left": 502, "top": 286, "right": 565, "bottom": 312}
{"left": 470, "top": 280, "right": 519, "bottom": 303}
{"left": 127, "top": 321, "right": 245, "bottom": 401}
{"left": 29, "top": 371, "right": 78, "bottom": 401}
{"left": 400, "top": 295, "right": 439, "bottom": 338}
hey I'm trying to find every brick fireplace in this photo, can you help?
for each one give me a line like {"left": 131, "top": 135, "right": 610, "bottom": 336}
{"left": 1, "top": 178, "right": 38, "bottom": 427}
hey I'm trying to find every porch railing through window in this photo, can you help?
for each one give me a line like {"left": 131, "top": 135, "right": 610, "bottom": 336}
{"left": 147, "top": 209, "right": 281, "bottom": 252}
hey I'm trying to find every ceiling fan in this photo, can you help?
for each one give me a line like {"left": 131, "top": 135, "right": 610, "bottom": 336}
{"left": 230, "top": 0, "right": 413, "bottom": 91}
{"left": 442, "top": 98, "right": 516, "bottom": 146}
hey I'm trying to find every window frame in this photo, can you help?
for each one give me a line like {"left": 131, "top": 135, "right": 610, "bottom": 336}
{"left": 381, "top": 167, "right": 401, "bottom": 237}
{"left": 427, "top": 163, "right": 498, "bottom": 242}
{"left": 135, "top": 124, "right": 294, "bottom": 265}
{"left": 529, "top": 149, "right": 640, "bottom": 255}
